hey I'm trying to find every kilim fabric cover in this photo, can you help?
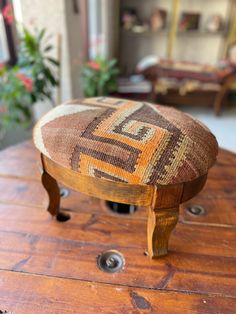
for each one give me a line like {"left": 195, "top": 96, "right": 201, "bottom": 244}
{"left": 33, "top": 97, "right": 218, "bottom": 185}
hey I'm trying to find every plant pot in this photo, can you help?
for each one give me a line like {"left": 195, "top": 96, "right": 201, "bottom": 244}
{"left": 32, "top": 99, "right": 55, "bottom": 123}
{"left": 0, "top": 100, "right": 55, "bottom": 150}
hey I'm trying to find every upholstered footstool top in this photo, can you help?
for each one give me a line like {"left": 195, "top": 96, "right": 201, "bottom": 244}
{"left": 33, "top": 97, "right": 218, "bottom": 258}
{"left": 33, "top": 97, "right": 218, "bottom": 186}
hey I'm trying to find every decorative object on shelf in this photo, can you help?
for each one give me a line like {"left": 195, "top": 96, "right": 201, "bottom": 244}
{"left": 179, "top": 12, "right": 200, "bottom": 31}
{"left": 205, "top": 14, "right": 224, "bottom": 33}
{"left": 121, "top": 8, "right": 138, "bottom": 30}
{"left": 33, "top": 96, "right": 218, "bottom": 258}
{"left": 0, "top": 25, "right": 59, "bottom": 132}
{"left": 119, "top": 0, "right": 236, "bottom": 77}
{"left": 150, "top": 8, "right": 167, "bottom": 31}
{"left": 136, "top": 55, "right": 159, "bottom": 72}
{"left": 121, "top": 8, "right": 149, "bottom": 33}
{"left": 81, "top": 56, "right": 120, "bottom": 97}
{"left": 132, "top": 24, "right": 149, "bottom": 33}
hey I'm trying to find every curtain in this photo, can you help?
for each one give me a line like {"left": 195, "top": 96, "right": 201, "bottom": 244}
{"left": 88, "top": 0, "right": 120, "bottom": 59}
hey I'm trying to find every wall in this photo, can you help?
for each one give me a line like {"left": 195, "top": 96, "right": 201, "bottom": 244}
{"left": 175, "top": 0, "right": 229, "bottom": 63}
{"left": 18, "top": 0, "right": 83, "bottom": 116}
{"left": 119, "top": 0, "right": 230, "bottom": 74}
{"left": 20, "top": 0, "right": 70, "bottom": 101}
{"left": 64, "top": 0, "right": 83, "bottom": 99}
{"left": 1, "top": 0, "right": 83, "bottom": 149}
{"left": 119, "top": 0, "right": 172, "bottom": 74}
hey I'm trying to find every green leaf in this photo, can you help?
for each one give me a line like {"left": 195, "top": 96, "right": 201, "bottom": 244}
{"left": 44, "top": 45, "right": 53, "bottom": 52}
{"left": 107, "top": 59, "right": 117, "bottom": 68}
{"left": 46, "top": 57, "right": 59, "bottom": 66}
{"left": 38, "top": 28, "right": 46, "bottom": 41}
{"left": 1, "top": 25, "right": 60, "bottom": 129}
{"left": 81, "top": 56, "right": 119, "bottom": 97}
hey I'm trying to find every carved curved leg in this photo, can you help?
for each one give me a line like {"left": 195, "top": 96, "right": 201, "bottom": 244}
{"left": 41, "top": 170, "right": 71, "bottom": 221}
{"left": 41, "top": 170, "right": 60, "bottom": 216}
{"left": 41, "top": 154, "right": 70, "bottom": 222}
{"left": 147, "top": 206, "right": 179, "bottom": 258}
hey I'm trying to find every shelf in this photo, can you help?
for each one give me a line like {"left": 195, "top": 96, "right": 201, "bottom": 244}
{"left": 121, "top": 29, "right": 168, "bottom": 37}
{"left": 119, "top": 0, "right": 236, "bottom": 75}
{"left": 121, "top": 29, "right": 228, "bottom": 38}
{"left": 177, "top": 30, "right": 228, "bottom": 37}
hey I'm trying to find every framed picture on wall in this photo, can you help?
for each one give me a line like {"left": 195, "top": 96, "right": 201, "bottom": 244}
{"left": 179, "top": 12, "right": 200, "bottom": 32}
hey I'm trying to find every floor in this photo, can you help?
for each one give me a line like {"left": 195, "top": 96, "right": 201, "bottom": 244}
{"left": 0, "top": 141, "right": 235, "bottom": 313}
{"left": 1, "top": 103, "right": 236, "bottom": 153}
{"left": 181, "top": 105, "right": 236, "bottom": 153}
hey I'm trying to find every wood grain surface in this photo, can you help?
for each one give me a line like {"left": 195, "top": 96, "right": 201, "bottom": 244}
{"left": 0, "top": 141, "right": 235, "bottom": 313}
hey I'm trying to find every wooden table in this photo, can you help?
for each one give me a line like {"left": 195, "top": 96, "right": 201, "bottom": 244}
{"left": 0, "top": 141, "right": 235, "bottom": 313}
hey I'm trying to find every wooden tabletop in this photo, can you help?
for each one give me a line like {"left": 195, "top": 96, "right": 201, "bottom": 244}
{"left": 0, "top": 141, "right": 235, "bottom": 313}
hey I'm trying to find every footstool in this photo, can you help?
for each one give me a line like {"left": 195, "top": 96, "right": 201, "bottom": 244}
{"left": 33, "top": 97, "right": 218, "bottom": 258}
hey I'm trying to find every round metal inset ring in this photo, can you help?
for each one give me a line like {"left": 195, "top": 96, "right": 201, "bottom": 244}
{"left": 186, "top": 204, "right": 206, "bottom": 216}
{"left": 97, "top": 250, "right": 125, "bottom": 273}
{"left": 60, "top": 187, "right": 70, "bottom": 198}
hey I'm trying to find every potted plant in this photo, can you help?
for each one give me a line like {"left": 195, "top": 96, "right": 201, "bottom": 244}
{"left": 0, "top": 23, "right": 59, "bottom": 144}
{"left": 81, "top": 56, "right": 119, "bottom": 97}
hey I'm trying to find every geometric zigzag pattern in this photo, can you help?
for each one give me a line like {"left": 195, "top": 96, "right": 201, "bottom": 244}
{"left": 33, "top": 97, "right": 218, "bottom": 185}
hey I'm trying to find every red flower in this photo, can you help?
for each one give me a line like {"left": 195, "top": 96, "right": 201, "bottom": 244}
{"left": 87, "top": 61, "right": 101, "bottom": 71}
{"left": 16, "top": 73, "right": 33, "bottom": 92}
{"left": 0, "top": 106, "right": 7, "bottom": 113}
{"left": 2, "top": 3, "right": 14, "bottom": 25}
{"left": 0, "top": 63, "right": 5, "bottom": 76}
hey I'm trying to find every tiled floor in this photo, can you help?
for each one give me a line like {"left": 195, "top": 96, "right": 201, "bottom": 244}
{"left": 1, "top": 103, "right": 236, "bottom": 153}
{"left": 179, "top": 105, "right": 236, "bottom": 153}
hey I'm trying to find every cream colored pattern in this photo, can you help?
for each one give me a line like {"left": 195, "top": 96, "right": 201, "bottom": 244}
{"left": 158, "top": 135, "right": 193, "bottom": 184}
{"left": 82, "top": 97, "right": 131, "bottom": 108}
{"left": 121, "top": 120, "right": 156, "bottom": 144}
{"left": 33, "top": 104, "right": 100, "bottom": 158}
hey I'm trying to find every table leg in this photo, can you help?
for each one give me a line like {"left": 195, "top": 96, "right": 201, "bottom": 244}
{"left": 213, "top": 74, "right": 235, "bottom": 116}
{"left": 150, "top": 80, "right": 157, "bottom": 103}
{"left": 213, "top": 85, "right": 228, "bottom": 116}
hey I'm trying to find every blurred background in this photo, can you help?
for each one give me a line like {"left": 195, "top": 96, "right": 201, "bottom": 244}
{"left": 0, "top": 0, "right": 236, "bottom": 151}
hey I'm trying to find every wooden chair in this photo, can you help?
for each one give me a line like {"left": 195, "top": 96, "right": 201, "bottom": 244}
{"left": 33, "top": 97, "right": 218, "bottom": 258}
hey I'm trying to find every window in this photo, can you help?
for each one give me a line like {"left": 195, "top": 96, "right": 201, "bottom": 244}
{"left": 0, "top": 12, "right": 9, "bottom": 63}
{"left": 0, "top": 0, "right": 16, "bottom": 65}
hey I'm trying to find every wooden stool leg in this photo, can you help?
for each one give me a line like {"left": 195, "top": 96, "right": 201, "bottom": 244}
{"left": 41, "top": 170, "right": 60, "bottom": 216}
{"left": 40, "top": 154, "right": 70, "bottom": 222}
{"left": 147, "top": 206, "right": 179, "bottom": 258}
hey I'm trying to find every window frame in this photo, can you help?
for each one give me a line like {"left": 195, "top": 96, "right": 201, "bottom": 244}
{"left": 0, "top": 0, "right": 17, "bottom": 66}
